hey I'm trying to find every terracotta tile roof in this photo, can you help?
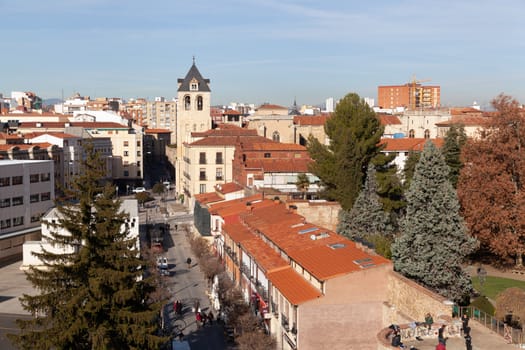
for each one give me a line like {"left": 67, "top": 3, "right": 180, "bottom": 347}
{"left": 244, "top": 158, "right": 311, "bottom": 172}
{"left": 243, "top": 142, "right": 306, "bottom": 151}
{"left": 223, "top": 109, "right": 241, "bottom": 115}
{"left": 379, "top": 138, "right": 444, "bottom": 152}
{"left": 145, "top": 128, "right": 171, "bottom": 134}
{"left": 450, "top": 107, "right": 484, "bottom": 116}
{"left": 256, "top": 104, "right": 287, "bottom": 110}
{"left": 0, "top": 132, "right": 23, "bottom": 140}
{"left": 223, "top": 222, "right": 255, "bottom": 243}
{"left": 208, "top": 194, "right": 266, "bottom": 217}
{"left": 434, "top": 116, "right": 490, "bottom": 127}
{"left": 189, "top": 136, "right": 244, "bottom": 147}
{"left": 190, "top": 126, "right": 258, "bottom": 139}
{"left": 18, "top": 121, "right": 127, "bottom": 129}
{"left": 26, "top": 132, "right": 78, "bottom": 139}
{"left": 216, "top": 182, "right": 243, "bottom": 194}
{"left": 241, "top": 238, "right": 289, "bottom": 273}
{"left": 379, "top": 114, "right": 402, "bottom": 125}
{"left": 241, "top": 202, "right": 391, "bottom": 280}
{"left": 0, "top": 142, "right": 54, "bottom": 151}
{"left": 293, "top": 115, "right": 329, "bottom": 126}
{"left": 267, "top": 267, "right": 322, "bottom": 305}
{"left": 194, "top": 192, "right": 224, "bottom": 205}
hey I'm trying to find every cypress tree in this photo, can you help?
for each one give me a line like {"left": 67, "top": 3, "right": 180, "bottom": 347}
{"left": 10, "top": 142, "right": 167, "bottom": 350}
{"left": 337, "top": 164, "right": 392, "bottom": 240}
{"left": 307, "top": 93, "right": 384, "bottom": 210}
{"left": 391, "top": 141, "right": 477, "bottom": 302}
{"left": 442, "top": 125, "right": 467, "bottom": 188}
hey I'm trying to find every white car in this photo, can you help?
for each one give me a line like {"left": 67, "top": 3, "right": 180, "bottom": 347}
{"left": 132, "top": 187, "right": 146, "bottom": 193}
{"left": 157, "top": 256, "right": 169, "bottom": 276}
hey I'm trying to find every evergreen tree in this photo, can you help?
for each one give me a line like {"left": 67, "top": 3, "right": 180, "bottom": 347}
{"left": 391, "top": 141, "right": 477, "bottom": 302}
{"left": 402, "top": 151, "right": 420, "bottom": 190}
{"left": 442, "top": 125, "right": 467, "bottom": 187}
{"left": 10, "top": 142, "right": 167, "bottom": 350}
{"left": 295, "top": 173, "right": 310, "bottom": 199}
{"left": 338, "top": 164, "right": 392, "bottom": 239}
{"left": 307, "top": 93, "right": 384, "bottom": 210}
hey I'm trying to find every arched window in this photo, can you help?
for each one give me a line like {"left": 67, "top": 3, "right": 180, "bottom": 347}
{"left": 193, "top": 124, "right": 197, "bottom": 131}
{"left": 424, "top": 129, "right": 430, "bottom": 139}
{"left": 184, "top": 96, "right": 191, "bottom": 110}
{"left": 197, "top": 96, "right": 203, "bottom": 111}
{"left": 409, "top": 129, "right": 415, "bottom": 138}
{"left": 272, "top": 131, "right": 280, "bottom": 142}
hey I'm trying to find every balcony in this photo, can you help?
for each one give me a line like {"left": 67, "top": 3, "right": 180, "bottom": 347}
{"left": 255, "top": 282, "right": 268, "bottom": 302}
{"left": 281, "top": 314, "right": 290, "bottom": 331}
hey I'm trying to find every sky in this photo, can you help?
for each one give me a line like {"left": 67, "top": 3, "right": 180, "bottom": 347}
{"left": 1, "top": 0, "right": 524, "bottom": 109}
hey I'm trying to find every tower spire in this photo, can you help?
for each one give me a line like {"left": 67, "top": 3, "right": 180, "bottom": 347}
{"left": 192, "top": 55, "right": 195, "bottom": 65}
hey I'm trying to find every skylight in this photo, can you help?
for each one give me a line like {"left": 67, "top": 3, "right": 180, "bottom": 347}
{"left": 298, "top": 227, "right": 318, "bottom": 235}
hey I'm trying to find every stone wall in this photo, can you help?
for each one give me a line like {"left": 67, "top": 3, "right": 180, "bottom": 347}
{"left": 290, "top": 200, "right": 341, "bottom": 232}
{"left": 386, "top": 271, "right": 452, "bottom": 324}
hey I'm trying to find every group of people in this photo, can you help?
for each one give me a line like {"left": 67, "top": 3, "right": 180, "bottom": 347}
{"left": 173, "top": 300, "right": 183, "bottom": 316}
{"left": 195, "top": 310, "right": 214, "bottom": 327}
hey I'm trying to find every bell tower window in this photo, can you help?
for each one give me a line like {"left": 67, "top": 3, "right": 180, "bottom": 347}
{"left": 184, "top": 95, "right": 191, "bottom": 110}
{"left": 197, "top": 96, "right": 203, "bottom": 111}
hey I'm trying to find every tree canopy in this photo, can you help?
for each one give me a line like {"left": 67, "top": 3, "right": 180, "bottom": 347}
{"left": 458, "top": 94, "right": 525, "bottom": 266}
{"left": 392, "top": 141, "right": 477, "bottom": 302}
{"left": 442, "top": 124, "right": 467, "bottom": 188}
{"left": 307, "top": 93, "right": 384, "bottom": 210}
{"left": 10, "top": 142, "right": 167, "bottom": 350}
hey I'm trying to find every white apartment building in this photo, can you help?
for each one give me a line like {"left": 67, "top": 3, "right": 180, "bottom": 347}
{"left": 22, "top": 199, "right": 140, "bottom": 269}
{"left": 146, "top": 97, "right": 177, "bottom": 133}
{"left": 0, "top": 159, "right": 55, "bottom": 262}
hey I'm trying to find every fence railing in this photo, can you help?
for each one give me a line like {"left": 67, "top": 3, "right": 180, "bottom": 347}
{"left": 457, "top": 306, "right": 524, "bottom": 346}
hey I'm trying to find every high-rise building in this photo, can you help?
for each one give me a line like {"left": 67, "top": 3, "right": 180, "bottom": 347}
{"left": 378, "top": 83, "right": 440, "bottom": 110}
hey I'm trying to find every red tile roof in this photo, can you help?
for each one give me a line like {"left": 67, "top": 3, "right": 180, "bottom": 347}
{"left": 379, "top": 114, "right": 402, "bottom": 125}
{"left": 194, "top": 192, "right": 224, "bottom": 205}
{"left": 243, "top": 142, "right": 306, "bottom": 151}
{"left": 0, "top": 132, "right": 23, "bottom": 140}
{"left": 208, "top": 194, "right": 267, "bottom": 217}
{"left": 241, "top": 238, "right": 289, "bottom": 273}
{"left": 379, "top": 138, "right": 444, "bottom": 152}
{"left": 244, "top": 158, "right": 311, "bottom": 173}
{"left": 435, "top": 116, "right": 490, "bottom": 127}
{"left": 293, "top": 115, "right": 330, "bottom": 126}
{"left": 145, "top": 128, "right": 171, "bottom": 134}
{"left": 216, "top": 182, "right": 244, "bottom": 194}
{"left": 26, "top": 132, "right": 78, "bottom": 139}
{"left": 256, "top": 104, "right": 287, "bottom": 110}
{"left": 223, "top": 109, "right": 241, "bottom": 115}
{"left": 267, "top": 267, "right": 322, "bottom": 305}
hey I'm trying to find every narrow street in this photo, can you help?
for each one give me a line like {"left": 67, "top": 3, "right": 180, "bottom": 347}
{"left": 141, "top": 195, "right": 232, "bottom": 350}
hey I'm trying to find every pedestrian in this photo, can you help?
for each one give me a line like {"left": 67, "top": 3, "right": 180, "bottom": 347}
{"left": 461, "top": 313, "right": 470, "bottom": 334}
{"left": 438, "top": 324, "right": 448, "bottom": 345}
{"left": 207, "top": 310, "right": 214, "bottom": 325}
{"left": 464, "top": 331, "right": 472, "bottom": 350}
{"left": 196, "top": 310, "right": 202, "bottom": 327}
{"left": 186, "top": 257, "right": 192, "bottom": 268}
{"left": 425, "top": 312, "right": 434, "bottom": 331}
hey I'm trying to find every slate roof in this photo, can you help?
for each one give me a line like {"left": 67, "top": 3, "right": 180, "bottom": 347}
{"left": 177, "top": 63, "right": 211, "bottom": 92}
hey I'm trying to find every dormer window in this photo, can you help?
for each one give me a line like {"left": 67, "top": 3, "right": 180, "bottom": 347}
{"left": 190, "top": 78, "right": 199, "bottom": 91}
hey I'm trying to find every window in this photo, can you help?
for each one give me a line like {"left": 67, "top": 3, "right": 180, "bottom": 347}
{"left": 264, "top": 153, "right": 271, "bottom": 158}
{"left": 199, "top": 168, "right": 206, "bottom": 181}
{"left": 216, "top": 152, "right": 223, "bottom": 164}
{"left": 199, "top": 184, "right": 206, "bottom": 193}
{"left": 124, "top": 141, "right": 129, "bottom": 147}
{"left": 184, "top": 95, "right": 191, "bottom": 110}
{"left": 30, "top": 174, "right": 39, "bottom": 183}
{"left": 40, "top": 192, "right": 51, "bottom": 201}
{"left": 0, "top": 198, "right": 10, "bottom": 208}
{"left": 137, "top": 161, "right": 141, "bottom": 167}
{"left": 409, "top": 129, "right": 415, "bottom": 138}
{"left": 199, "top": 152, "right": 206, "bottom": 164}
{"left": 137, "top": 170, "right": 141, "bottom": 177}
{"left": 12, "top": 176, "right": 23, "bottom": 185}
{"left": 137, "top": 141, "right": 141, "bottom": 147}
{"left": 137, "top": 151, "right": 141, "bottom": 156}
{"left": 197, "top": 96, "right": 203, "bottom": 111}
{"left": 124, "top": 161, "right": 129, "bottom": 166}
{"left": 216, "top": 168, "right": 223, "bottom": 180}
{"left": 191, "top": 83, "right": 198, "bottom": 91}
{"left": 13, "top": 216, "right": 24, "bottom": 227}
{"left": 40, "top": 173, "right": 50, "bottom": 182}
{"left": 30, "top": 194, "right": 40, "bottom": 203}
{"left": 124, "top": 170, "right": 129, "bottom": 177}
{"left": 12, "top": 196, "right": 24, "bottom": 206}
{"left": 424, "top": 129, "right": 430, "bottom": 139}
{"left": 0, "top": 219, "right": 11, "bottom": 229}
{"left": 124, "top": 151, "right": 129, "bottom": 157}
{"left": 0, "top": 177, "right": 10, "bottom": 187}
{"left": 31, "top": 214, "right": 42, "bottom": 223}
{"left": 272, "top": 131, "right": 280, "bottom": 142}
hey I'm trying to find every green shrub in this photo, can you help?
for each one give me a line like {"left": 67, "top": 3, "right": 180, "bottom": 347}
{"left": 470, "top": 295, "right": 495, "bottom": 316}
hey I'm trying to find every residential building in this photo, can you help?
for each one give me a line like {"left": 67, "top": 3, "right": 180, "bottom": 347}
{"left": 121, "top": 98, "right": 147, "bottom": 127}
{"left": 378, "top": 83, "right": 440, "bottom": 110}
{"left": 434, "top": 107, "right": 488, "bottom": 138}
{"left": 0, "top": 159, "right": 55, "bottom": 263}
{"left": 175, "top": 61, "right": 212, "bottom": 198}
{"left": 146, "top": 97, "right": 177, "bottom": 134}
{"left": 22, "top": 199, "right": 139, "bottom": 269}
{"left": 232, "top": 140, "right": 320, "bottom": 199}
{"left": 54, "top": 92, "right": 89, "bottom": 115}
{"left": 379, "top": 138, "right": 445, "bottom": 173}
{"left": 292, "top": 114, "right": 330, "bottom": 146}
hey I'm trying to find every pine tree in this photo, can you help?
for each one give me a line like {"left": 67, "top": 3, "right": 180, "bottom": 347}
{"left": 402, "top": 151, "right": 420, "bottom": 190}
{"left": 307, "top": 93, "right": 384, "bottom": 210}
{"left": 442, "top": 125, "right": 467, "bottom": 187}
{"left": 337, "top": 164, "right": 392, "bottom": 240}
{"left": 10, "top": 142, "right": 167, "bottom": 350}
{"left": 391, "top": 141, "right": 477, "bottom": 302}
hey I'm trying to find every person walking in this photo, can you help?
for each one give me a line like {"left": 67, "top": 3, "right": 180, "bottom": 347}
{"left": 438, "top": 324, "right": 448, "bottom": 345}
{"left": 425, "top": 312, "right": 434, "bottom": 331}
{"left": 186, "top": 257, "right": 192, "bottom": 268}
{"left": 464, "top": 331, "right": 472, "bottom": 350}
{"left": 207, "top": 310, "right": 214, "bottom": 325}
{"left": 461, "top": 313, "right": 470, "bottom": 334}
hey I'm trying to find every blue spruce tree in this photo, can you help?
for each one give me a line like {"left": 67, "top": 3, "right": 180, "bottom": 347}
{"left": 391, "top": 141, "right": 477, "bottom": 301}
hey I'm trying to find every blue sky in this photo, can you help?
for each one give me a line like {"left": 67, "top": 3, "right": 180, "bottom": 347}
{"left": 1, "top": 0, "right": 524, "bottom": 109}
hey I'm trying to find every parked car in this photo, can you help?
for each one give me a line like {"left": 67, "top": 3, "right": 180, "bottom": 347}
{"left": 133, "top": 187, "right": 146, "bottom": 193}
{"left": 157, "top": 256, "right": 169, "bottom": 276}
